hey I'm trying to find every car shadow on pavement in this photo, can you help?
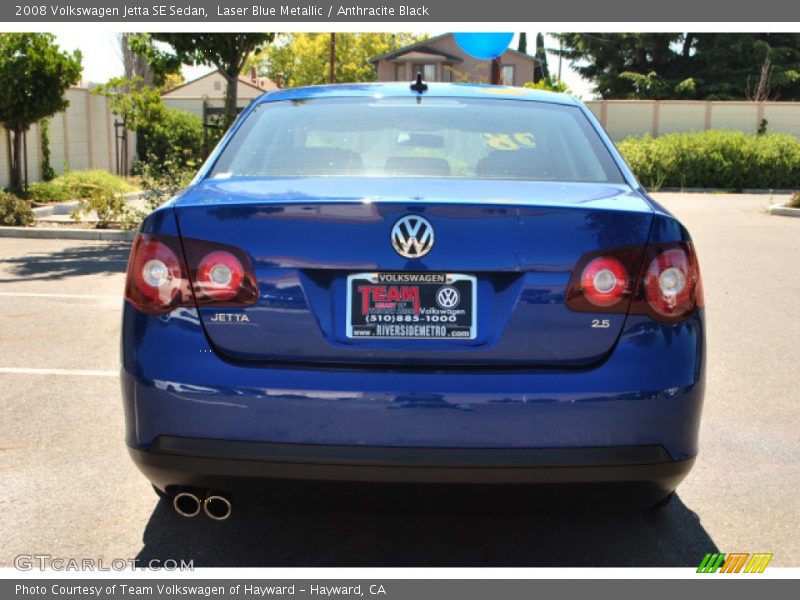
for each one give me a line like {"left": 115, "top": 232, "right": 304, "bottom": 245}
{"left": 0, "top": 241, "right": 130, "bottom": 282}
{"left": 135, "top": 483, "right": 718, "bottom": 567}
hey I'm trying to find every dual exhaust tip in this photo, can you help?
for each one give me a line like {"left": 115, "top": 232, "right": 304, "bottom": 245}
{"left": 173, "top": 491, "right": 232, "bottom": 521}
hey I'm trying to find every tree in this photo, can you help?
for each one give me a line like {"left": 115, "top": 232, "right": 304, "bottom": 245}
{"left": 517, "top": 33, "right": 527, "bottom": 54}
{"left": 127, "top": 33, "right": 182, "bottom": 88}
{"left": 258, "top": 33, "right": 427, "bottom": 88}
{"left": 93, "top": 77, "right": 204, "bottom": 173}
{"left": 553, "top": 33, "right": 685, "bottom": 98}
{"left": 0, "top": 33, "right": 82, "bottom": 189}
{"left": 533, "top": 33, "right": 550, "bottom": 82}
{"left": 93, "top": 76, "right": 164, "bottom": 130}
{"left": 119, "top": 33, "right": 154, "bottom": 86}
{"left": 554, "top": 33, "right": 800, "bottom": 100}
{"left": 688, "top": 34, "right": 800, "bottom": 100}
{"left": 148, "top": 34, "right": 275, "bottom": 127}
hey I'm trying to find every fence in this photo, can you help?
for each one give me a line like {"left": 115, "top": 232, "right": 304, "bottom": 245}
{"left": 6, "top": 94, "right": 800, "bottom": 187}
{"left": 585, "top": 100, "right": 800, "bottom": 141}
{"left": 0, "top": 87, "right": 134, "bottom": 189}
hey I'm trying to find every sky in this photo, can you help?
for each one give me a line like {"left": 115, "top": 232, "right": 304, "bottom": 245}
{"left": 53, "top": 31, "right": 593, "bottom": 98}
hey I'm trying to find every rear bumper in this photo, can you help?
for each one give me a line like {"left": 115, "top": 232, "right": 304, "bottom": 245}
{"left": 131, "top": 436, "right": 694, "bottom": 490}
{"left": 122, "top": 304, "right": 705, "bottom": 494}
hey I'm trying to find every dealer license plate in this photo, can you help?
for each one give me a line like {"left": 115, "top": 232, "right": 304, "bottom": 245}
{"left": 346, "top": 272, "right": 476, "bottom": 340}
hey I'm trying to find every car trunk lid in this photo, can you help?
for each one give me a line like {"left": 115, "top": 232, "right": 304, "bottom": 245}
{"left": 174, "top": 178, "right": 653, "bottom": 366}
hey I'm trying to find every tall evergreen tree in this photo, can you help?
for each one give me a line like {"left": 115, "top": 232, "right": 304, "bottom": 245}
{"left": 533, "top": 33, "right": 550, "bottom": 82}
{"left": 517, "top": 33, "right": 527, "bottom": 54}
{"left": 554, "top": 33, "right": 800, "bottom": 100}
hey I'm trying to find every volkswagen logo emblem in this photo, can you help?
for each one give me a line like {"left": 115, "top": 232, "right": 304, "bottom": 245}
{"left": 391, "top": 215, "right": 434, "bottom": 259}
{"left": 436, "top": 286, "right": 460, "bottom": 309}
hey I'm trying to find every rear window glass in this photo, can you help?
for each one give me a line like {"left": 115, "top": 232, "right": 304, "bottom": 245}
{"left": 208, "top": 96, "right": 624, "bottom": 184}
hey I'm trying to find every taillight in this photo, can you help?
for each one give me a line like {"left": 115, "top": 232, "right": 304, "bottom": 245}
{"left": 125, "top": 234, "right": 258, "bottom": 314}
{"left": 629, "top": 243, "right": 704, "bottom": 323}
{"left": 566, "top": 242, "right": 703, "bottom": 323}
{"left": 566, "top": 247, "right": 644, "bottom": 313}
{"left": 125, "top": 235, "right": 191, "bottom": 314}
{"left": 580, "top": 256, "right": 629, "bottom": 307}
{"left": 195, "top": 251, "right": 247, "bottom": 302}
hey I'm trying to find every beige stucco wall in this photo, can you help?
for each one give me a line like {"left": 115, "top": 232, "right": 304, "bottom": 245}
{"left": 657, "top": 102, "right": 707, "bottom": 134}
{"left": 604, "top": 101, "right": 656, "bottom": 139}
{"left": 0, "top": 87, "right": 134, "bottom": 188}
{"left": 763, "top": 104, "right": 800, "bottom": 137}
{"left": 586, "top": 100, "right": 800, "bottom": 140}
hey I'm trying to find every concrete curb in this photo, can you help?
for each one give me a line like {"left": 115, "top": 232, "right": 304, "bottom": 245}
{"left": 654, "top": 188, "right": 797, "bottom": 194}
{"left": 0, "top": 226, "right": 135, "bottom": 241}
{"left": 32, "top": 202, "right": 78, "bottom": 218}
{"left": 769, "top": 204, "right": 800, "bottom": 218}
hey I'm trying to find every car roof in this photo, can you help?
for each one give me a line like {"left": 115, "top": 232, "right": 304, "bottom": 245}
{"left": 254, "top": 82, "right": 581, "bottom": 107}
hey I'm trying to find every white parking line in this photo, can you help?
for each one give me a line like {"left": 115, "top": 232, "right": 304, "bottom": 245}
{"left": 0, "top": 292, "right": 120, "bottom": 300}
{"left": 0, "top": 367, "right": 117, "bottom": 377}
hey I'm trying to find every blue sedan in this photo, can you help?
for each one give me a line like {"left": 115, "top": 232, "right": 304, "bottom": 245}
{"left": 121, "top": 82, "right": 705, "bottom": 520}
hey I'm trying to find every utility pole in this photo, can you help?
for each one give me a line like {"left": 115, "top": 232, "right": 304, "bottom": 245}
{"left": 329, "top": 33, "right": 336, "bottom": 84}
{"left": 558, "top": 36, "right": 563, "bottom": 81}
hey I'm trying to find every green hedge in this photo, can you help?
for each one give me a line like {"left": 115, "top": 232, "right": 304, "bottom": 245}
{"left": 617, "top": 131, "right": 800, "bottom": 190}
{"left": 136, "top": 108, "right": 204, "bottom": 174}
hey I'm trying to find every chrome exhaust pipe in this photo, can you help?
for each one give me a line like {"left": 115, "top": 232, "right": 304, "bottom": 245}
{"left": 203, "top": 494, "right": 232, "bottom": 521}
{"left": 173, "top": 492, "right": 202, "bottom": 517}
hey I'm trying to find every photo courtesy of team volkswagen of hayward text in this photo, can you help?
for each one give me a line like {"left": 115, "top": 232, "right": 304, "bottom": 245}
{"left": 0, "top": 0, "right": 799, "bottom": 594}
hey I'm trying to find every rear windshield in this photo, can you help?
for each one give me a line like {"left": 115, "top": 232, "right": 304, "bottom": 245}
{"left": 208, "top": 96, "right": 625, "bottom": 183}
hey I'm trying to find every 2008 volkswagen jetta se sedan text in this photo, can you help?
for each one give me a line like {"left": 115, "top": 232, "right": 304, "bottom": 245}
{"left": 121, "top": 82, "right": 705, "bottom": 520}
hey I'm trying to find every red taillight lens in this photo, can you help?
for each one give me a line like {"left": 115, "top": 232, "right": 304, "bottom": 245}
{"left": 566, "top": 242, "right": 703, "bottom": 323}
{"left": 580, "top": 256, "right": 629, "bottom": 307}
{"left": 125, "top": 234, "right": 258, "bottom": 314}
{"left": 183, "top": 240, "right": 258, "bottom": 306}
{"left": 125, "top": 234, "right": 191, "bottom": 314}
{"left": 566, "top": 246, "right": 644, "bottom": 313}
{"left": 196, "top": 251, "right": 245, "bottom": 302}
{"left": 630, "top": 243, "right": 703, "bottom": 322}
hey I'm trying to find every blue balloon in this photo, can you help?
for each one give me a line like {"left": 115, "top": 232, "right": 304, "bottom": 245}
{"left": 453, "top": 33, "right": 514, "bottom": 61}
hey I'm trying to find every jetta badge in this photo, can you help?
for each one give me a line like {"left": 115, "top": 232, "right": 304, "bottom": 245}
{"left": 391, "top": 216, "right": 434, "bottom": 259}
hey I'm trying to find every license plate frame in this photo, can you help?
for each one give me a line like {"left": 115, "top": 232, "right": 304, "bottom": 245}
{"left": 346, "top": 272, "right": 477, "bottom": 340}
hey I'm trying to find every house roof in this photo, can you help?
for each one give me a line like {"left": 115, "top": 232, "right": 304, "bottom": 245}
{"left": 383, "top": 46, "right": 464, "bottom": 64}
{"left": 370, "top": 33, "right": 539, "bottom": 64}
{"left": 162, "top": 69, "right": 278, "bottom": 97}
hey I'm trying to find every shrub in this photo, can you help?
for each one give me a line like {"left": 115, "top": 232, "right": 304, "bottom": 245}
{"left": 0, "top": 191, "right": 34, "bottom": 226}
{"left": 61, "top": 171, "right": 138, "bottom": 229}
{"left": 618, "top": 131, "right": 800, "bottom": 191}
{"left": 789, "top": 192, "right": 800, "bottom": 208}
{"left": 57, "top": 169, "right": 137, "bottom": 198}
{"left": 135, "top": 108, "right": 204, "bottom": 175}
{"left": 26, "top": 181, "right": 72, "bottom": 203}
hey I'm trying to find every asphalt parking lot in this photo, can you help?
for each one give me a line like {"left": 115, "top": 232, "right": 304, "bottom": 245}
{"left": 1, "top": 192, "right": 798, "bottom": 568}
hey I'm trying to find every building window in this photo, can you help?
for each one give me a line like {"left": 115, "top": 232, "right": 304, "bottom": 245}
{"left": 501, "top": 65, "right": 515, "bottom": 86}
{"left": 213, "top": 80, "right": 222, "bottom": 91}
{"left": 416, "top": 64, "right": 436, "bottom": 82}
{"left": 395, "top": 63, "right": 406, "bottom": 81}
